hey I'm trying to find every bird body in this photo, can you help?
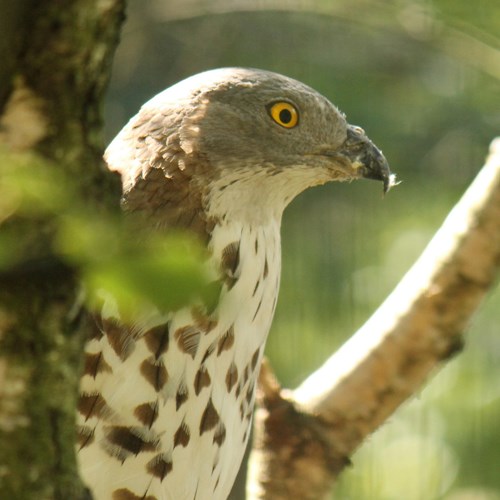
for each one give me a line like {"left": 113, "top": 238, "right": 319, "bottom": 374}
{"left": 79, "top": 218, "right": 279, "bottom": 499}
{"left": 77, "top": 68, "right": 393, "bottom": 500}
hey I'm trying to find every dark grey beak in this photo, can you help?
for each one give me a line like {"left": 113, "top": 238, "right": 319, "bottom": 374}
{"left": 341, "top": 125, "right": 397, "bottom": 194}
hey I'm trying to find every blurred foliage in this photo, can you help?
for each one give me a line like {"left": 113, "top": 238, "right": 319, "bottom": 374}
{"left": 0, "top": 147, "right": 210, "bottom": 320}
{"left": 104, "top": 1, "right": 499, "bottom": 497}
{"left": 58, "top": 214, "right": 212, "bottom": 319}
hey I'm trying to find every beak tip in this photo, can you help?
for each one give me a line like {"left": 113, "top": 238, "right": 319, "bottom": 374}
{"left": 383, "top": 173, "right": 399, "bottom": 195}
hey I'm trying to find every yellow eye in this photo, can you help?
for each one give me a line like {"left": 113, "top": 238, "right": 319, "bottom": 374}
{"left": 268, "top": 102, "right": 299, "bottom": 128}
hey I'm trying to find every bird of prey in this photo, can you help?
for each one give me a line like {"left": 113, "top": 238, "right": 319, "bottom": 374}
{"left": 77, "top": 68, "right": 394, "bottom": 500}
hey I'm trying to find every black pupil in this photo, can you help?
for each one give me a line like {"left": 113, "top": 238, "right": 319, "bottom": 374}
{"left": 279, "top": 108, "right": 292, "bottom": 123}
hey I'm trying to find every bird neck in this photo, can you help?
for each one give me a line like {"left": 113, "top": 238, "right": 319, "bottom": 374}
{"left": 202, "top": 166, "right": 313, "bottom": 226}
{"left": 207, "top": 215, "right": 282, "bottom": 373}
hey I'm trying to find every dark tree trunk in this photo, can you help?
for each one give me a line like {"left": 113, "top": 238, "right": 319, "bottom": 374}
{"left": 0, "top": 2, "right": 125, "bottom": 498}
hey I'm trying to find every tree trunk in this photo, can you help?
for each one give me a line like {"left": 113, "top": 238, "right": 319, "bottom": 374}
{"left": 0, "top": 2, "right": 125, "bottom": 498}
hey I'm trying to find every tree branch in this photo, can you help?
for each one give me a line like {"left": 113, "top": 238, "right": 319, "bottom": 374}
{"left": 248, "top": 137, "right": 500, "bottom": 499}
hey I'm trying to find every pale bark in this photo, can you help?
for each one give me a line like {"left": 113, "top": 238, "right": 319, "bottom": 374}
{"left": 248, "top": 138, "right": 500, "bottom": 499}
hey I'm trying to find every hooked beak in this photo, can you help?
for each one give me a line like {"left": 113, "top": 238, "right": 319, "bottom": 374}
{"left": 326, "top": 125, "right": 397, "bottom": 194}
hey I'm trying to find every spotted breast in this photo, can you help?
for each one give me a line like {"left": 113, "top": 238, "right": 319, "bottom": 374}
{"left": 78, "top": 218, "right": 280, "bottom": 499}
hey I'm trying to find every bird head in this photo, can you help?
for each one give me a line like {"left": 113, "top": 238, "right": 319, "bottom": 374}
{"left": 106, "top": 68, "right": 395, "bottom": 227}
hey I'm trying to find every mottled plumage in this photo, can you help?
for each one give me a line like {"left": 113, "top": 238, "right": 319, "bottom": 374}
{"left": 77, "top": 68, "right": 393, "bottom": 500}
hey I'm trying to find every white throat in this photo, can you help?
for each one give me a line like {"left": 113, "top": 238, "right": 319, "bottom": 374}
{"left": 204, "top": 164, "right": 329, "bottom": 225}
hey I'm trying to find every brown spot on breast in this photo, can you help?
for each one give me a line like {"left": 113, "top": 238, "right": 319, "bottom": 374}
{"left": 217, "top": 326, "right": 234, "bottom": 355}
{"left": 76, "top": 425, "right": 94, "bottom": 450}
{"left": 251, "top": 348, "right": 260, "bottom": 370}
{"left": 176, "top": 382, "right": 188, "bottom": 410}
{"left": 174, "top": 421, "right": 190, "bottom": 448}
{"left": 220, "top": 241, "right": 240, "bottom": 289}
{"left": 213, "top": 422, "right": 226, "bottom": 447}
{"left": 140, "top": 358, "right": 168, "bottom": 391}
{"left": 246, "top": 383, "right": 254, "bottom": 405}
{"left": 252, "top": 280, "right": 260, "bottom": 297}
{"left": 263, "top": 256, "right": 269, "bottom": 278}
{"left": 134, "top": 401, "right": 159, "bottom": 428}
{"left": 102, "top": 318, "right": 137, "bottom": 361}
{"left": 201, "top": 342, "right": 216, "bottom": 364}
{"left": 143, "top": 323, "right": 169, "bottom": 359}
{"left": 83, "top": 352, "right": 112, "bottom": 378}
{"left": 254, "top": 237, "right": 259, "bottom": 254}
{"left": 221, "top": 241, "right": 240, "bottom": 274}
{"left": 191, "top": 306, "right": 218, "bottom": 333}
{"left": 174, "top": 326, "right": 201, "bottom": 359}
{"left": 223, "top": 275, "right": 237, "bottom": 290}
{"left": 146, "top": 453, "right": 173, "bottom": 482}
{"left": 78, "top": 392, "right": 113, "bottom": 421}
{"left": 225, "top": 362, "right": 238, "bottom": 393}
{"left": 103, "top": 426, "right": 159, "bottom": 457}
{"left": 252, "top": 298, "right": 262, "bottom": 321}
{"left": 243, "top": 365, "right": 250, "bottom": 385}
{"left": 112, "top": 488, "right": 157, "bottom": 500}
{"left": 199, "top": 398, "right": 220, "bottom": 435}
{"left": 88, "top": 315, "right": 104, "bottom": 340}
{"left": 194, "top": 365, "right": 211, "bottom": 395}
